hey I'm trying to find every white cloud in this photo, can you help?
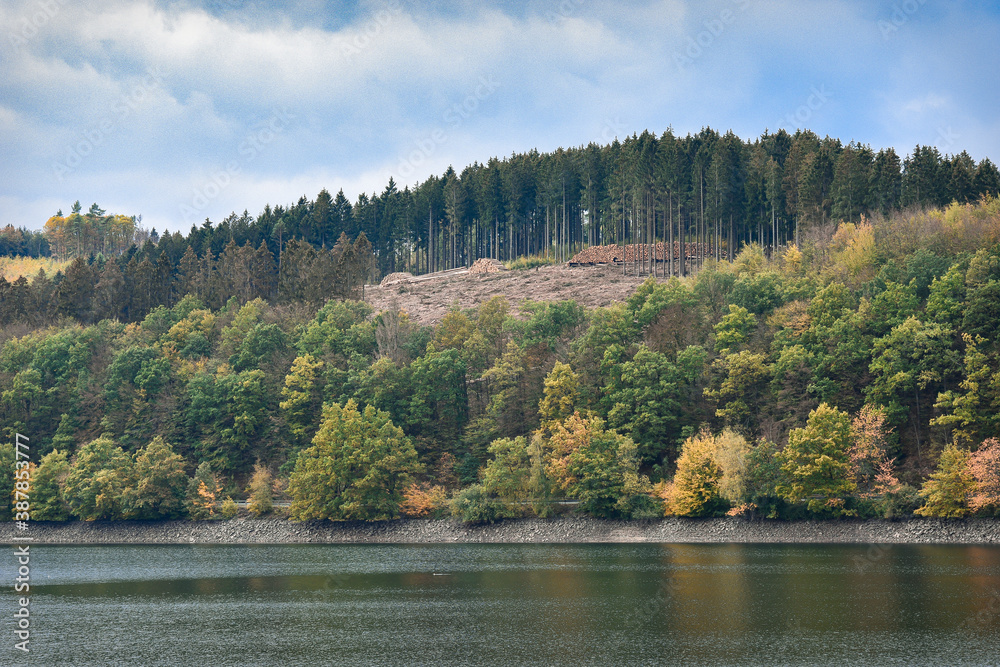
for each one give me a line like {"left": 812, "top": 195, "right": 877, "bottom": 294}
{"left": 901, "top": 93, "right": 951, "bottom": 115}
{"left": 1, "top": 0, "right": 998, "bottom": 232}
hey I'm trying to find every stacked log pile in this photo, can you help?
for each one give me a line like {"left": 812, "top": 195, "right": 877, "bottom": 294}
{"left": 380, "top": 272, "right": 414, "bottom": 286}
{"left": 468, "top": 258, "right": 507, "bottom": 275}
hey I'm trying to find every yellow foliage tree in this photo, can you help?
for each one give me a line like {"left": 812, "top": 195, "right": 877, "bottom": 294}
{"left": 667, "top": 431, "right": 726, "bottom": 517}
{"left": 246, "top": 462, "right": 274, "bottom": 517}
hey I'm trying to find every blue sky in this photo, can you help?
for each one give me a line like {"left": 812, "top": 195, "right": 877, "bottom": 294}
{"left": 2, "top": 0, "right": 998, "bottom": 233}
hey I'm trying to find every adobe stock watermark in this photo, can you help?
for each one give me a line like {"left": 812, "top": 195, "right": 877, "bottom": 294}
{"left": 674, "top": 0, "right": 750, "bottom": 71}
{"left": 963, "top": 586, "right": 1000, "bottom": 634}
{"left": 12, "top": 433, "right": 33, "bottom": 654}
{"left": 179, "top": 107, "right": 296, "bottom": 224}
{"left": 395, "top": 75, "right": 501, "bottom": 179}
{"left": 594, "top": 116, "right": 628, "bottom": 145}
{"left": 545, "top": 0, "right": 585, "bottom": 24}
{"left": 341, "top": 0, "right": 404, "bottom": 58}
{"left": 776, "top": 84, "right": 833, "bottom": 133}
{"left": 851, "top": 543, "right": 889, "bottom": 573}
{"left": 52, "top": 66, "right": 167, "bottom": 182}
{"left": 7, "top": 0, "right": 67, "bottom": 51}
{"left": 935, "top": 125, "right": 959, "bottom": 151}
{"left": 878, "top": 0, "right": 928, "bottom": 40}
{"left": 637, "top": 571, "right": 683, "bottom": 625}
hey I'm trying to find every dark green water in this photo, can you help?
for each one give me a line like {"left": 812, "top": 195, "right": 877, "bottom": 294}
{"left": 4, "top": 543, "right": 1000, "bottom": 665}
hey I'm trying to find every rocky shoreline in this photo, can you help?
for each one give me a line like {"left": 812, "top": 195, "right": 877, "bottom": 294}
{"left": 3, "top": 516, "right": 1000, "bottom": 545}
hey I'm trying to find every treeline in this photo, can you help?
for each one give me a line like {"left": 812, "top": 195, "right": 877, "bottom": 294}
{"left": 0, "top": 225, "right": 48, "bottom": 258}
{"left": 172, "top": 130, "right": 1000, "bottom": 277}
{"left": 3, "top": 197, "right": 1000, "bottom": 522}
{"left": 8, "top": 127, "right": 1000, "bottom": 284}
{"left": 43, "top": 201, "right": 146, "bottom": 259}
{"left": 0, "top": 233, "right": 374, "bottom": 326}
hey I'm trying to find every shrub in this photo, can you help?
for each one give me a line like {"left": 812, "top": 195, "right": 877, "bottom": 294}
{"left": 618, "top": 492, "right": 663, "bottom": 519}
{"left": 449, "top": 484, "right": 516, "bottom": 524}
{"left": 400, "top": 483, "right": 450, "bottom": 517}
{"left": 504, "top": 253, "right": 560, "bottom": 271}
{"left": 219, "top": 496, "right": 239, "bottom": 519}
{"left": 875, "top": 484, "right": 923, "bottom": 519}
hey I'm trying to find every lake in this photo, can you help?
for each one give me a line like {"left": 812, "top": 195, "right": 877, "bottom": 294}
{"left": 5, "top": 543, "right": 1000, "bottom": 665}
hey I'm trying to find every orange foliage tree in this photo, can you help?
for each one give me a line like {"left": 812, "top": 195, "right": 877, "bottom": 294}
{"left": 849, "top": 405, "right": 900, "bottom": 498}
{"left": 969, "top": 438, "right": 1000, "bottom": 516}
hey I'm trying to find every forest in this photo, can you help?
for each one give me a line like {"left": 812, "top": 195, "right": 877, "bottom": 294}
{"left": 3, "top": 126, "right": 1000, "bottom": 523}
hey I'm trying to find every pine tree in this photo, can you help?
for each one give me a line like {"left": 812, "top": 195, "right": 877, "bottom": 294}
{"left": 56, "top": 257, "right": 95, "bottom": 322}
{"left": 94, "top": 259, "right": 125, "bottom": 321}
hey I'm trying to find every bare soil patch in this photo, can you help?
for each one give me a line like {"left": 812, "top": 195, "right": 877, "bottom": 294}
{"left": 365, "top": 263, "right": 659, "bottom": 325}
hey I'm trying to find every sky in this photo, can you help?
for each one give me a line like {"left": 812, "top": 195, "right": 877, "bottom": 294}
{"left": 1, "top": 0, "right": 998, "bottom": 234}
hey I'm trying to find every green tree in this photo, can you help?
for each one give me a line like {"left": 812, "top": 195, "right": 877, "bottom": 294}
{"left": 280, "top": 354, "right": 326, "bottom": 448}
{"left": 914, "top": 444, "right": 973, "bottom": 518}
{"left": 777, "top": 403, "right": 856, "bottom": 516}
{"left": 743, "top": 439, "right": 787, "bottom": 511}
{"left": 27, "top": 449, "right": 71, "bottom": 521}
{"left": 288, "top": 400, "right": 420, "bottom": 521}
{"left": 867, "top": 316, "right": 960, "bottom": 462}
{"left": 122, "top": 437, "right": 189, "bottom": 520}
{"left": 0, "top": 442, "right": 14, "bottom": 521}
{"left": 770, "top": 344, "right": 819, "bottom": 429}
{"left": 64, "top": 435, "right": 133, "bottom": 520}
{"left": 544, "top": 413, "right": 652, "bottom": 518}
{"left": 729, "top": 272, "right": 785, "bottom": 317}
{"left": 604, "top": 344, "right": 706, "bottom": 465}
{"left": 407, "top": 349, "right": 467, "bottom": 460}
{"left": 705, "top": 350, "right": 772, "bottom": 436}
{"left": 465, "top": 341, "right": 541, "bottom": 455}
{"left": 186, "top": 368, "right": 270, "bottom": 475}
{"left": 933, "top": 334, "right": 1000, "bottom": 446}
{"left": 538, "top": 361, "right": 580, "bottom": 424}
{"left": 480, "top": 436, "right": 532, "bottom": 504}
{"left": 713, "top": 304, "right": 757, "bottom": 354}
{"left": 48, "top": 413, "right": 77, "bottom": 457}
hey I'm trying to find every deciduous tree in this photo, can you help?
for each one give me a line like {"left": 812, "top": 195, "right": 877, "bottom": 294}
{"left": 288, "top": 400, "right": 420, "bottom": 521}
{"left": 777, "top": 403, "right": 856, "bottom": 516}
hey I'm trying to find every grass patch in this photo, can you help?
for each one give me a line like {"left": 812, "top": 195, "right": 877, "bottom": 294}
{"left": 503, "top": 253, "right": 561, "bottom": 271}
{"left": 0, "top": 256, "right": 71, "bottom": 282}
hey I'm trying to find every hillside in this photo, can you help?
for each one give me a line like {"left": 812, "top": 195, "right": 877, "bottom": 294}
{"left": 4, "top": 197, "right": 1000, "bottom": 527}
{"left": 365, "top": 263, "right": 655, "bottom": 325}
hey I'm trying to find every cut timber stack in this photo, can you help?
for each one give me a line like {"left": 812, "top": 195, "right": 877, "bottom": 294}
{"left": 468, "top": 258, "right": 507, "bottom": 275}
{"left": 380, "top": 272, "right": 414, "bottom": 287}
